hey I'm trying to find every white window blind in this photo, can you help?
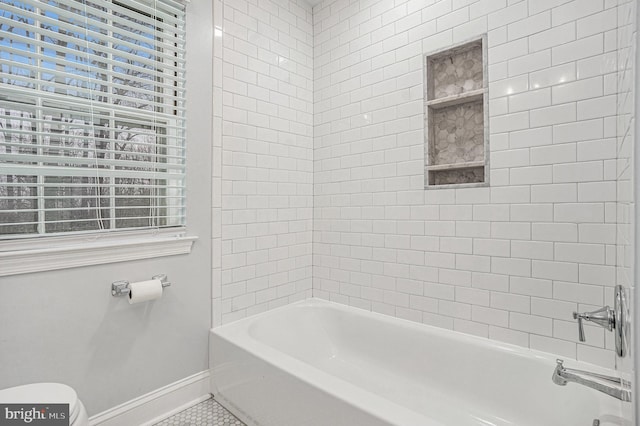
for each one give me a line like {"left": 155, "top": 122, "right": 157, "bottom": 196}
{"left": 0, "top": 0, "right": 186, "bottom": 239}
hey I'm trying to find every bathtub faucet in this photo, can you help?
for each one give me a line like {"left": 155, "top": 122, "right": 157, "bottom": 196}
{"left": 552, "top": 359, "right": 632, "bottom": 402}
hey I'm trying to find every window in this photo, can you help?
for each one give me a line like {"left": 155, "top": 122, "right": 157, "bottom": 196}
{"left": 0, "top": 0, "right": 186, "bottom": 239}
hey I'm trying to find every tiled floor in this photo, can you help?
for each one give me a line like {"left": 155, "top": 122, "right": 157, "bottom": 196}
{"left": 154, "top": 397, "right": 246, "bottom": 426}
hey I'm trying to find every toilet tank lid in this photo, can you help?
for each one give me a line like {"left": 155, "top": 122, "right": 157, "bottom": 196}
{"left": 0, "top": 383, "right": 78, "bottom": 408}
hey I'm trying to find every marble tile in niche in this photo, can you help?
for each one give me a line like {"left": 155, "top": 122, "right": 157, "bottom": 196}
{"left": 432, "top": 101, "right": 484, "bottom": 165}
{"left": 432, "top": 44, "right": 483, "bottom": 99}
{"left": 430, "top": 166, "right": 484, "bottom": 185}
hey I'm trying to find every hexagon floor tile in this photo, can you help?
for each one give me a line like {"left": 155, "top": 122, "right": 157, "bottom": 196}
{"left": 154, "top": 397, "right": 246, "bottom": 426}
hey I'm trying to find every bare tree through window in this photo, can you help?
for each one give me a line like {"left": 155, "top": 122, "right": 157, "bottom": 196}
{"left": 0, "top": 0, "right": 185, "bottom": 237}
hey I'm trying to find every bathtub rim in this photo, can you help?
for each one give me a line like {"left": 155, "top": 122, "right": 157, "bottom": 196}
{"left": 212, "top": 297, "right": 625, "bottom": 378}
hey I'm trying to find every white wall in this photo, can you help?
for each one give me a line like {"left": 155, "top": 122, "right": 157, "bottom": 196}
{"left": 313, "top": 0, "right": 625, "bottom": 368}
{"left": 215, "top": 0, "right": 314, "bottom": 324}
{"left": 0, "top": 1, "right": 213, "bottom": 416}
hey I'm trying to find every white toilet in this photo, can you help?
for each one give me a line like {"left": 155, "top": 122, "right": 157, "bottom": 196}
{"left": 0, "top": 383, "right": 89, "bottom": 426}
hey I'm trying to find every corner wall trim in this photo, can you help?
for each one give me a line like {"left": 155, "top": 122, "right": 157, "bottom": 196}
{"left": 90, "top": 371, "right": 211, "bottom": 426}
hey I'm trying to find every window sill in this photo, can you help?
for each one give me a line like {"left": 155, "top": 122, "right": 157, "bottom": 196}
{"left": 0, "top": 229, "right": 197, "bottom": 277}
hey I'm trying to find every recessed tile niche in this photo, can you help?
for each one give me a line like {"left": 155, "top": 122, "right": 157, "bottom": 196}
{"left": 424, "top": 37, "right": 488, "bottom": 188}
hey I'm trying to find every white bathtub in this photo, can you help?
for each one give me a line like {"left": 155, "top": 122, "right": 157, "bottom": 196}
{"left": 210, "top": 299, "right": 629, "bottom": 426}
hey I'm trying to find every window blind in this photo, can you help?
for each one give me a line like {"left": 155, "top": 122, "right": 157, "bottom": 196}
{"left": 0, "top": 0, "right": 186, "bottom": 238}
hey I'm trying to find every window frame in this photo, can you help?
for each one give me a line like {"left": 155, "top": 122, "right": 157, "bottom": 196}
{"left": 0, "top": 0, "right": 194, "bottom": 276}
{"left": 0, "top": 227, "right": 196, "bottom": 276}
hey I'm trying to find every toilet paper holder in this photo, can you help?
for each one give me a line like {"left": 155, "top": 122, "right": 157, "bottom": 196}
{"left": 111, "top": 274, "right": 171, "bottom": 297}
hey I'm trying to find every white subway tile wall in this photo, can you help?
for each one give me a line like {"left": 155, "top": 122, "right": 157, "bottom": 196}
{"left": 313, "top": 0, "right": 628, "bottom": 368}
{"left": 214, "top": 0, "right": 314, "bottom": 324}
{"left": 209, "top": 0, "right": 636, "bottom": 371}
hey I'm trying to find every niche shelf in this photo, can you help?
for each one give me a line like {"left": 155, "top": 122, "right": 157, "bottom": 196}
{"left": 424, "top": 37, "right": 489, "bottom": 188}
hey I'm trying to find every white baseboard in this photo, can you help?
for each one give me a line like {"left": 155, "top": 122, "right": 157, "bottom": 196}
{"left": 90, "top": 371, "right": 211, "bottom": 426}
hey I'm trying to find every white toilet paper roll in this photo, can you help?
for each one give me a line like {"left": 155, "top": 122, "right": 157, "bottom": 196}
{"left": 128, "top": 279, "right": 163, "bottom": 304}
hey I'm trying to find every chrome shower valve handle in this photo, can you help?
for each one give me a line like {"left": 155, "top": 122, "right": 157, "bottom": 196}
{"left": 571, "top": 285, "right": 627, "bottom": 357}
{"left": 572, "top": 306, "right": 614, "bottom": 342}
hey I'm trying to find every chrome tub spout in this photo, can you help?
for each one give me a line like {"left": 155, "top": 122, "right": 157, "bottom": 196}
{"left": 552, "top": 359, "right": 632, "bottom": 402}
